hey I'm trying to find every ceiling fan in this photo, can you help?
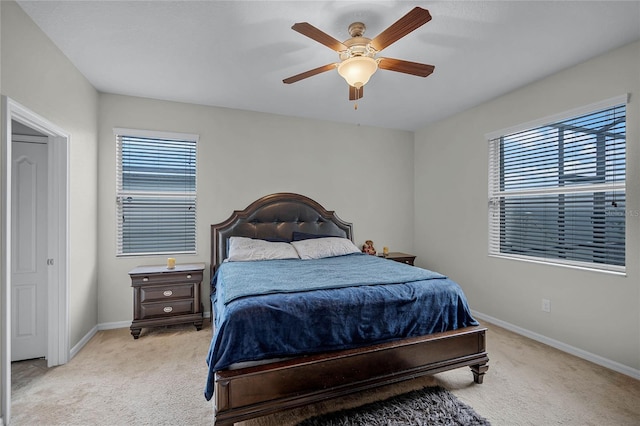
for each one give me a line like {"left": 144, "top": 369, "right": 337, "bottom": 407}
{"left": 283, "top": 7, "right": 435, "bottom": 102}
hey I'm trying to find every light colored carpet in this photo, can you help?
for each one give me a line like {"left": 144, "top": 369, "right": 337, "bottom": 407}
{"left": 10, "top": 319, "right": 640, "bottom": 426}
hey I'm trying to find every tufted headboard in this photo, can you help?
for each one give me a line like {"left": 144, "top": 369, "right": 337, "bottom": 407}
{"left": 210, "top": 193, "right": 353, "bottom": 276}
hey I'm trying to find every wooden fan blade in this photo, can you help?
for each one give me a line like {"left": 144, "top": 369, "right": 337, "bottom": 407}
{"left": 292, "top": 22, "right": 348, "bottom": 52}
{"left": 370, "top": 7, "right": 432, "bottom": 52}
{"left": 283, "top": 63, "right": 338, "bottom": 84}
{"left": 378, "top": 57, "right": 435, "bottom": 77}
{"left": 349, "top": 85, "right": 364, "bottom": 101}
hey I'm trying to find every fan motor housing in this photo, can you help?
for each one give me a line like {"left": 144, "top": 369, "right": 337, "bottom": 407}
{"left": 341, "top": 36, "right": 376, "bottom": 60}
{"left": 347, "top": 22, "right": 366, "bottom": 37}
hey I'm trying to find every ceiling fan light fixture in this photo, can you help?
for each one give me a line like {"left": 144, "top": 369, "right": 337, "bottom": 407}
{"left": 337, "top": 56, "right": 378, "bottom": 88}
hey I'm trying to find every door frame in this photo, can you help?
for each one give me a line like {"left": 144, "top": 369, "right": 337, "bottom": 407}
{"left": 1, "top": 96, "right": 70, "bottom": 424}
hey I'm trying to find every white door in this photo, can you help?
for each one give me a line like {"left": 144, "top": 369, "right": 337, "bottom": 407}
{"left": 11, "top": 139, "right": 48, "bottom": 361}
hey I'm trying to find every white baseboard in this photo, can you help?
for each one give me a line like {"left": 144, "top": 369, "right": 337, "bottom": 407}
{"left": 472, "top": 310, "right": 640, "bottom": 380}
{"left": 98, "top": 311, "right": 211, "bottom": 332}
{"left": 98, "top": 320, "right": 131, "bottom": 331}
{"left": 69, "top": 310, "right": 639, "bottom": 381}
{"left": 69, "top": 325, "right": 97, "bottom": 360}
{"left": 69, "top": 312, "right": 212, "bottom": 359}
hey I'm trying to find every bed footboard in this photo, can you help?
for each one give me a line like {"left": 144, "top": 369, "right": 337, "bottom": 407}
{"left": 213, "top": 326, "right": 488, "bottom": 426}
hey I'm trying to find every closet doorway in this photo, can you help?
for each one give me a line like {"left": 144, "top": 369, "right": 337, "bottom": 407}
{"left": 1, "top": 97, "right": 70, "bottom": 425}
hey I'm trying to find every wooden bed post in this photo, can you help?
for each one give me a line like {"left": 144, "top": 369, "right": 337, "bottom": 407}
{"left": 470, "top": 329, "right": 489, "bottom": 383}
{"left": 471, "top": 363, "right": 490, "bottom": 384}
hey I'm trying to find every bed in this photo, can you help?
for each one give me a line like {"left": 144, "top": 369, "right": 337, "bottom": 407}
{"left": 206, "top": 193, "right": 488, "bottom": 425}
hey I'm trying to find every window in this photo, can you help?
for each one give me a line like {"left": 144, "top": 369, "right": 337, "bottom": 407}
{"left": 487, "top": 96, "right": 627, "bottom": 272}
{"left": 115, "top": 128, "right": 198, "bottom": 256}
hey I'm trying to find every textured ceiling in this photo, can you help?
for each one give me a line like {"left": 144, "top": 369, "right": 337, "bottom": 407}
{"left": 17, "top": 1, "right": 640, "bottom": 131}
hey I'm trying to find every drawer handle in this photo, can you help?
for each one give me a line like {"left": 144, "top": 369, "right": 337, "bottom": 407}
{"left": 143, "top": 277, "right": 149, "bottom": 282}
{"left": 163, "top": 306, "right": 173, "bottom": 313}
{"left": 186, "top": 274, "right": 192, "bottom": 279}
{"left": 163, "top": 290, "right": 173, "bottom": 297}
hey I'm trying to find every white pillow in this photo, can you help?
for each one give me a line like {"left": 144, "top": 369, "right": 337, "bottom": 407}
{"left": 227, "top": 237, "right": 299, "bottom": 261}
{"left": 291, "top": 237, "right": 360, "bottom": 260}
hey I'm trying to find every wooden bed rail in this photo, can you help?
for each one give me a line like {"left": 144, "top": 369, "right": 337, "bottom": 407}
{"left": 213, "top": 326, "right": 488, "bottom": 425}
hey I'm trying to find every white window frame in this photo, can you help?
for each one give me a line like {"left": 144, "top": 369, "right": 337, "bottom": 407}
{"left": 486, "top": 95, "right": 628, "bottom": 274}
{"left": 114, "top": 127, "right": 199, "bottom": 256}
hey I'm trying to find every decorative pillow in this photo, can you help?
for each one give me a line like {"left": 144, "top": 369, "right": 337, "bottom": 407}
{"left": 291, "top": 237, "right": 361, "bottom": 260}
{"left": 292, "top": 231, "right": 336, "bottom": 241}
{"left": 264, "top": 236, "right": 291, "bottom": 243}
{"left": 227, "top": 237, "right": 299, "bottom": 261}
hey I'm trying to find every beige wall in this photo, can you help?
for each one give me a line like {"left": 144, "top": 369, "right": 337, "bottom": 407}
{"left": 0, "top": 0, "right": 99, "bottom": 352}
{"left": 414, "top": 41, "right": 640, "bottom": 371}
{"left": 97, "top": 94, "right": 415, "bottom": 324}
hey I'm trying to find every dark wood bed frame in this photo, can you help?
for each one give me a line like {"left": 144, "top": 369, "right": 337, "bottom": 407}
{"left": 210, "top": 193, "right": 488, "bottom": 425}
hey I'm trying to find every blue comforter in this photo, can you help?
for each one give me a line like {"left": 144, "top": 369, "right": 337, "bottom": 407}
{"left": 204, "top": 253, "right": 478, "bottom": 401}
{"left": 220, "top": 252, "right": 446, "bottom": 303}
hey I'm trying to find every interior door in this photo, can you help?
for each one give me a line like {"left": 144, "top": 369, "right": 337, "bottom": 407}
{"left": 11, "top": 139, "right": 48, "bottom": 361}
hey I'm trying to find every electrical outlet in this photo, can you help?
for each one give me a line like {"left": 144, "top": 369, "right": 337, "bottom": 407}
{"left": 542, "top": 298, "right": 551, "bottom": 312}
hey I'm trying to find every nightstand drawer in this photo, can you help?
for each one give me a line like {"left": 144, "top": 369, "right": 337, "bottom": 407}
{"left": 131, "top": 270, "right": 202, "bottom": 286}
{"left": 140, "top": 284, "right": 194, "bottom": 303}
{"left": 140, "top": 299, "right": 194, "bottom": 319}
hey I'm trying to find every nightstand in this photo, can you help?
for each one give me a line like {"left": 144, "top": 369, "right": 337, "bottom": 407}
{"left": 381, "top": 252, "right": 416, "bottom": 266}
{"left": 129, "top": 263, "right": 205, "bottom": 339}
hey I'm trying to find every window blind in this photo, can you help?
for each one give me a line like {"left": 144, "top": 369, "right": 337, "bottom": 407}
{"left": 115, "top": 130, "right": 198, "bottom": 256}
{"left": 488, "top": 101, "right": 626, "bottom": 272}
